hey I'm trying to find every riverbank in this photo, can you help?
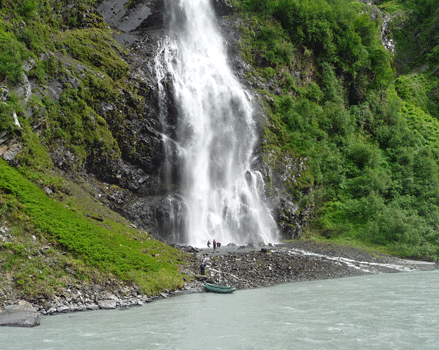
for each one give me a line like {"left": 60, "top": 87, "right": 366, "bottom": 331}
{"left": 1, "top": 240, "right": 437, "bottom": 327}
{"left": 181, "top": 240, "right": 438, "bottom": 293}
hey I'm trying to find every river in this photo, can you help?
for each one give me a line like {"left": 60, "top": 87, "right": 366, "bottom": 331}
{"left": 2, "top": 270, "right": 438, "bottom": 349}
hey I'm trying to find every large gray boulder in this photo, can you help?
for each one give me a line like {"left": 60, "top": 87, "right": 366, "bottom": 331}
{"left": 97, "top": 299, "right": 117, "bottom": 309}
{"left": 0, "top": 300, "right": 41, "bottom": 327}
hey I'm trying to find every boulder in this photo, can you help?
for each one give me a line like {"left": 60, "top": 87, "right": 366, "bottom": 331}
{"left": 56, "top": 305, "right": 71, "bottom": 313}
{"left": 13, "top": 73, "right": 32, "bottom": 105}
{"left": 97, "top": 300, "right": 117, "bottom": 309}
{"left": 0, "top": 141, "right": 22, "bottom": 161}
{"left": 0, "top": 301, "right": 41, "bottom": 327}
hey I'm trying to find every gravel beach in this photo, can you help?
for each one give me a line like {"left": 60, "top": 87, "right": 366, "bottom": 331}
{"left": 179, "top": 240, "right": 438, "bottom": 293}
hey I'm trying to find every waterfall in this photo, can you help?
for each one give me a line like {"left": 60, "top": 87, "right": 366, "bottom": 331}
{"left": 155, "top": 0, "right": 278, "bottom": 247}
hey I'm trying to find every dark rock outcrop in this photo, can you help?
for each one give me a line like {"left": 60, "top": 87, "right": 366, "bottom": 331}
{"left": 97, "top": 0, "right": 164, "bottom": 32}
{"left": 90, "top": 0, "right": 172, "bottom": 234}
{"left": 212, "top": 0, "right": 235, "bottom": 16}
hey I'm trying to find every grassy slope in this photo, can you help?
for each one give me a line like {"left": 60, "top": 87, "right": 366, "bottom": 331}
{"left": 0, "top": 159, "right": 189, "bottom": 300}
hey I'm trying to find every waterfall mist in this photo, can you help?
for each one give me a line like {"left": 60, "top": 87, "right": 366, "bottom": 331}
{"left": 155, "top": 0, "right": 278, "bottom": 247}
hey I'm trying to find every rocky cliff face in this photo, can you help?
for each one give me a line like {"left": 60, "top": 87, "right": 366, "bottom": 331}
{"left": 93, "top": 0, "right": 171, "bottom": 237}
{"left": 1, "top": 0, "right": 309, "bottom": 242}
{"left": 101, "top": 0, "right": 310, "bottom": 241}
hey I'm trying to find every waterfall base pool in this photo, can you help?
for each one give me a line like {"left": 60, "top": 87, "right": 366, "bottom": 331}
{"left": 2, "top": 270, "right": 438, "bottom": 350}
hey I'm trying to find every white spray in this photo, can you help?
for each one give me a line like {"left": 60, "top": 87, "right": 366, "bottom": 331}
{"left": 155, "top": 0, "right": 278, "bottom": 247}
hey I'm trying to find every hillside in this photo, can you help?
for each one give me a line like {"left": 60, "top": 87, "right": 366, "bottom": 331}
{"left": 234, "top": 0, "right": 439, "bottom": 260}
{"left": 0, "top": 0, "right": 192, "bottom": 306}
{"left": 1, "top": 0, "right": 439, "bottom": 306}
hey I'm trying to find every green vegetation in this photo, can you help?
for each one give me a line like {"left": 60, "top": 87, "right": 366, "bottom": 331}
{"left": 390, "top": 0, "right": 439, "bottom": 71}
{"left": 0, "top": 30, "right": 28, "bottom": 84}
{"left": 236, "top": 0, "right": 439, "bottom": 260}
{"left": 0, "top": 0, "right": 135, "bottom": 171}
{"left": 1, "top": 0, "right": 439, "bottom": 305}
{"left": 0, "top": 0, "right": 189, "bottom": 301}
{"left": 53, "top": 28, "right": 129, "bottom": 81}
{"left": 0, "top": 159, "right": 188, "bottom": 298}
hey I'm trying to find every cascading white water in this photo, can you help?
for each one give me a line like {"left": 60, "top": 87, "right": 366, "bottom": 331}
{"left": 155, "top": 0, "right": 278, "bottom": 247}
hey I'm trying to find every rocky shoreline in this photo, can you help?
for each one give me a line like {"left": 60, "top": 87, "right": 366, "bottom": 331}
{"left": 188, "top": 240, "right": 438, "bottom": 289}
{"left": 2, "top": 240, "right": 436, "bottom": 327}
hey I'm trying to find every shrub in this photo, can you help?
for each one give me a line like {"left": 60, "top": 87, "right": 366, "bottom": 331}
{"left": 53, "top": 28, "right": 129, "bottom": 81}
{"left": 0, "top": 30, "right": 27, "bottom": 84}
{"left": 16, "top": 0, "right": 38, "bottom": 19}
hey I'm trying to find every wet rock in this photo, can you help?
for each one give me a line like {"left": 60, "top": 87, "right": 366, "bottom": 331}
{"left": 212, "top": 0, "right": 235, "bottom": 16}
{"left": 118, "top": 4, "right": 152, "bottom": 32}
{"left": 0, "top": 301, "right": 41, "bottom": 327}
{"left": 97, "top": 0, "right": 133, "bottom": 29}
{"left": 113, "top": 32, "right": 138, "bottom": 48}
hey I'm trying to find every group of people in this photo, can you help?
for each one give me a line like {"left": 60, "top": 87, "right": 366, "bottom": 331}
{"left": 201, "top": 239, "right": 222, "bottom": 275}
{"left": 207, "top": 239, "right": 221, "bottom": 250}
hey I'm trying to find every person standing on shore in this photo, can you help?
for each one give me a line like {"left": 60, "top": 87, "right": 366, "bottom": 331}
{"left": 207, "top": 240, "right": 211, "bottom": 248}
{"left": 213, "top": 239, "right": 216, "bottom": 250}
{"left": 200, "top": 260, "right": 206, "bottom": 275}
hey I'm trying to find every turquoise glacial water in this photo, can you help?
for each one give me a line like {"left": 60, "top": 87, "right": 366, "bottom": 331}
{"left": 1, "top": 270, "right": 438, "bottom": 349}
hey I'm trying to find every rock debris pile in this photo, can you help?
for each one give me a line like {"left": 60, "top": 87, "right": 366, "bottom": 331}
{"left": 189, "top": 240, "right": 437, "bottom": 290}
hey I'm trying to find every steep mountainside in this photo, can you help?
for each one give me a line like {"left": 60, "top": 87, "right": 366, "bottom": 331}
{"left": 1, "top": 0, "right": 439, "bottom": 305}
{"left": 234, "top": 0, "right": 439, "bottom": 260}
